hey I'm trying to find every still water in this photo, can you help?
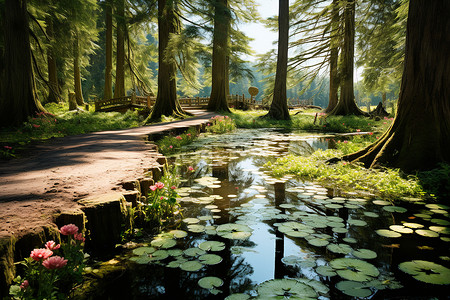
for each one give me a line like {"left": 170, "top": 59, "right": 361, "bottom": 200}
{"left": 100, "top": 129, "right": 450, "bottom": 299}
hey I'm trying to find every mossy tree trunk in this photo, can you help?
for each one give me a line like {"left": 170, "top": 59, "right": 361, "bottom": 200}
{"left": 113, "top": 0, "right": 125, "bottom": 99}
{"left": 0, "top": 0, "right": 43, "bottom": 127}
{"left": 46, "top": 16, "right": 60, "bottom": 103}
{"left": 148, "top": 0, "right": 186, "bottom": 121}
{"left": 265, "top": 0, "right": 290, "bottom": 120}
{"left": 325, "top": 0, "right": 340, "bottom": 113}
{"left": 329, "top": 0, "right": 365, "bottom": 116}
{"left": 207, "top": 0, "right": 231, "bottom": 113}
{"left": 344, "top": 0, "right": 450, "bottom": 172}
{"left": 104, "top": 0, "right": 113, "bottom": 100}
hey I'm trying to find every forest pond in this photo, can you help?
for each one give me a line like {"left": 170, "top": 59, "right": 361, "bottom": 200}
{"left": 96, "top": 129, "right": 450, "bottom": 299}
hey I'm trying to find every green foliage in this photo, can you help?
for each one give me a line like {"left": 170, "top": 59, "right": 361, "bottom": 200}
{"left": 416, "top": 164, "right": 450, "bottom": 200}
{"left": 265, "top": 137, "right": 425, "bottom": 199}
{"left": 156, "top": 128, "right": 199, "bottom": 155}
{"left": 205, "top": 116, "right": 236, "bottom": 134}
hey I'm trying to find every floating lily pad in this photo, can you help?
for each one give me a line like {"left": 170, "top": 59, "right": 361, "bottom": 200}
{"left": 280, "top": 203, "right": 296, "bottom": 209}
{"left": 348, "top": 219, "right": 367, "bottom": 226}
{"left": 199, "top": 241, "right": 226, "bottom": 252}
{"left": 308, "top": 238, "right": 329, "bottom": 247}
{"left": 332, "top": 227, "right": 348, "bottom": 234}
{"left": 363, "top": 212, "right": 379, "bottom": 218}
{"left": 327, "top": 243, "right": 352, "bottom": 255}
{"left": 199, "top": 254, "right": 222, "bottom": 265}
{"left": 373, "top": 200, "right": 390, "bottom": 206}
{"left": 180, "top": 260, "right": 203, "bottom": 272}
{"left": 183, "top": 217, "right": 200, "bottom": 224}
{"left": 198, "top": 276, "right": 223, "bottom": 290}
{"left": 399, "top": 260, "right": 450, "bottom": 284}
{"left": 167, "top": 249, "right": 183, "bottom": 257}
{"left": 426, "top": 204, "right": 450, "bottom": 210}
{"left": 316, "top": 265, "right": 337, "bottom": 277}
{"left": 184, "top": 247, "right": 206, "bottom": 257}
{"left": 352, "top": 249, "right": 377, "bottom": 259}
{"left": 403, "top": 222, "right": 424, "bottom": 229}
{"left": 148, "top": 249, "right": 169, "bottom": 262}
{"left": 278, "top": 222, "right": 313, "bottom": 238}
{"left": 151, "top": 238, "right": 177, "bottom": 249}
{"left": 343, "top": 237, "right": 357, "bottom": 244}
{"left": 166, "top": 257, "right": 188, "bottom": 268}
{"left": 415, "top": 229, "right": 439, "bottom": 237}
{"left": 383, "top": 206, "right": 407, "bottom": 213}
{"left": 198, "top": 215, "right": 213, "bottom": 221}
{"left": 257, "top": 279, "right": 317, "bottom": 299}
{"left": 376, "top": 229, "right": 402, "bottom": 238}
{"left": 169, "top": 230, "right": 188, "bottom": 238}
{"left": 132, "top": 246, "right": 156, "bottom": 256}
{"left": 187, "top": 224, "right": 206, "bottom": 233}
{"left": 325, "top": 203, "right": 343, "bottom": 209}
{"left": 336, "top": 280, "right": 372, "bottom": 297}
{"left": 390, "top": 225, "right": 414, "bottom": 234}
{"left": 216, "top": 223, "right": 253, "bottom": 240}
{"left": 281, "top": 255, "right": 302, "bottom": 266}
{"left": 327, "top": 216, "right": 344, "bottom": 222}
{"left": 330, "top": 258, "right": 380, "bottom": 282}
{"left": 429, "top": 226, "right": 450, "bottom": 234}
{"left": 431, "top": 219, "right": 450, "bottom": 226}
{"left": 224, "top": 293, "right": 250, "bottom": 300}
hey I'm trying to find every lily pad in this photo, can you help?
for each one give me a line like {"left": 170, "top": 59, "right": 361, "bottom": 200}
{"left": 390, "top": 225, "right": 414, "bottom": 234}
{"left": 383, "top": 206, "right": 407, "bottom": 213}
{"left": 180, "top": 260, "right": 203, "bottom": 272}
{"left": 403, "top": 222, "right": 424, "bottom": 229}
{"left": 348, "top": 219, "right": 367, "bottom": 226}
{"left": 376, "top": 229, "right": 402, "bottom": 238}
{"left": 330, "top": 258, "right": 380, "bottom": 282}
{"left": 316, "top": 265, "right": 337, "bottom": 277}
{"left": 326, "top": 243, "right": 352, "bottom": 255}
{"left": 336, "top": 280, "right": 372, "bottom": 297}
{"left": 373, "top": 200, "right": 390, "bottom": 206}
{"left": 216, "top": 223, "right": 253, "bottom": 240}
{"left": 415, "top": 229, "right": 439, "bottom": 237}
{"left": 224, "top": 294, "right": 250, "bottom": 300}
{"left": 151, "top": 238, "right": 177, "bottom": 249}
{"left": 184, "top": 247, "right": 206, "bottom": 257}
{"left": 352, "top": 249, "right": 377, "bottom": 259}
{"left": 399, "top": 260, "right": 450, "bottom": 284}
{"left": 278, "top": 221, "right": 314, "bottom": 238}
{"left": 256, "top": 279, "right": 317, "bottom": 299}
{"left": 198, "top": 276, "right": 223, "bottom": 289}
{"left": 199, "top": 241, "right": 226, "bottom": 252}
{"left": 343, "top": 237, "right": 357, "bottom": 244}
{"left": 169, "top": 230, "right": 188, "bottom": 238}
{"left": 429, "top": 226, "right": 450, "bottom": 234}
{"left": 199, "top": 254, "right": 223, "bottom": 265}
{"left": 308, "top": 238, "right": 330, "bottom": 247}
{"left": 363, "top": 212, "right": 379, "bottom": 218}
{"left": 183, "top": 217, "right": 200, "bottom": 224}
{"left": 187, "top": 224, "right": 206, "bottom": 233}
{"left": 132, "top": 246, "right": 156, "bottom": 256}
{"left": 148, "top": 249, "right": 169, "bottom": 261}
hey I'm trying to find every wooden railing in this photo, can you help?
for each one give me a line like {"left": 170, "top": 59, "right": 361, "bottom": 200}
{"left": 94, "top": 93, "right": 257, "bottom": 112}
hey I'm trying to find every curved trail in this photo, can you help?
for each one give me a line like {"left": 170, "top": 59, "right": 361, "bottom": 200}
{"left": 0, "top": 109, "right": 217, "bottom": 238}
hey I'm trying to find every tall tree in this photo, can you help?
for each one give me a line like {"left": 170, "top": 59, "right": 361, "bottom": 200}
{"left": 104, "top": 0, "right": 113, "bottom": 100}
{"left": 45, "top": 15, "right": 61, "bottom": 103}
{"left": 343, "top": 0, "right": 450, "bottom": 172}
{"left": 207, "top": 0, "right": 231, "bottom": 112}
{"left": 325, "top": 0, "right": 340, "bottom": 113}
{"left": 73, "top": 29, "right": 84, "bottom": 105}
{"left": 0, "top": 0, "right": 44, "bottom": 127}
{"left": 265, "top": 0, "right": 290, "bottom": 120}
{"left": 329, "top": 0, "right": 365, "bottom": 116}
{"left": 147, "top": 0, "right": 187, "bottom": 121}
{"left": 113, "top": 0, "right": 126, "bottom": 98}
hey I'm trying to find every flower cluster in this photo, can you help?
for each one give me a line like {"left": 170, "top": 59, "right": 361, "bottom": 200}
{"left": 157, "top": 128, "right": 199, "bottom": 155}
{"left": 206, "top": 115, "right": 236, "bottom": 134}
{"left": 143, "top": 180, "right": 180, "bottom": 226}
{"left": 9, "top": 224, "right": 85, "bottom": 300}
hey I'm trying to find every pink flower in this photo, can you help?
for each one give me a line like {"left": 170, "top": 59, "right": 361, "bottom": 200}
{"left": 30, "top": 248, "right": 53, "bottom": 261}
{"left": 188, "top": 166, "right": 194, "bottom": 171}
{"left": 160, "top": 196, "right": 164, "bottom": 200}
{"left": 20, "top": 280, "right": 29, "bottom": 290}
{"left": 169, "top": 145, "right": 173, "bottom": 149}
{"left": 150, "top": 185, "right": 157, "bottom": 191}
{"left": 4, "top": 146, "right": 12, "bottom": 150}
{"left": 45, "top": 241, "right": 60, "bottom": 251}
{"left": 356, "top": 129, "right": 361, "bottom": 132}
{"left": 343, "top": 162, "right": 347, "bottom": 165}
{"left": 59, "top": 224, "right": 78, "bottom": 236}
{"left": 74, "top": 233, "right": 85, "bottom": 242}
{"left": 171, "top": 185, "right": 177, "bottom": 190}
{"left": 343, "top": 140, "right": 348, "bottom": 143}
{"left": 155, "top": 182, "right": 164, "bottom": 189}
{"left": 32, "top": 124, "right": 40, "bottom": 128}
{"left": 225, "top": 116, "right": 229, "bottom": 119}
{"left": 187, "top": 133, "right": 191, "bottom": 137}
{"left": 42, "top": 256, "right": 68, "bottom": 270}
{"left": 176, "top": 136, "right": 182, "bottom": 140}
{"left": 369, "top": 132, "right": 373, "bottom": 135}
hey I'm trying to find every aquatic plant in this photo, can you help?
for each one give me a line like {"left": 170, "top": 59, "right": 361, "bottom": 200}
{"left": 206, "top": 115, "right": 236, "bottom": 134}
{"left": 9, "top": 224, "right": 86, "bottom": 300}
{"left": 156, "top": 127, "right": 199, "bottom": 155}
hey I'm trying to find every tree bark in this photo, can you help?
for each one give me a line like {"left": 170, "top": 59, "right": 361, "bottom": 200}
{"left": 265, "top": 0, "right": 290, "bottom": 120}
{"left": 344, "top": 0, "right": 450, "bottom": 172}
{"left": 113, "top": 0, "right": 125, "bottom": 98}
{"left": 46, "top": 16, "right": 60, "bottom": 103}
{"left": 0, "top": 0, "right": 43, "bottom": 127}
{"left": 148, "top": 0, "right": 186, "bottom": 121}
{"left": 104, "top": 0, "right": 113, "bottom": 100}
{"left": 73, "top": 31, "right": 84, "bottom": 106}
{"left": 207, "top": 0, "right": 231, "bottom": 113}
{"left": 329, "top": 0, "right": 365, "bottom": 116}
{"left": 325, "top": 0, "right": 340, "bottom": 113}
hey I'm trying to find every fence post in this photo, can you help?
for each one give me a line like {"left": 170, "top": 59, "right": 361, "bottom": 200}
{"left": 146, "top": 96, "right": 151, "bottom": 108}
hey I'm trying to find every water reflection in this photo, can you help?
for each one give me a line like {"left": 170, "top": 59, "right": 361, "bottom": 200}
{"left": 99, "top": 129, "right": 449, "bottom": 299}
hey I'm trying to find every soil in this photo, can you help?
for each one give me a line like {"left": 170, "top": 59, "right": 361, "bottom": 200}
{"left": 0, "top": 109, "right": 217, "bottom": 240}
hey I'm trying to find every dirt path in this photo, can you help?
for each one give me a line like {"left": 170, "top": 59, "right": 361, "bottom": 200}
{"left": 0, "top": 109, "right": 217, "bottom": 239}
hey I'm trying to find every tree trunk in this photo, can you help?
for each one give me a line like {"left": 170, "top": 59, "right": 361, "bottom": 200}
{"left": 148, "top": 0, "right": 186, "bottom": 121}
{"left": 0, "top": 0, "right": 43, "bottom": 127}
{"left": 207, "top": 0, "right": 231, "bottom": 113}
{"left": 73, "top": 31, "right": 84, "bottom": 106}
{"left": 344, "top": 0, "right": 450, "bottom": 172}
{"left": 113, "top": 0, "right": 125, "bottom": 98}
{"left": 104, "top": 0, "right": 113, "bottom": 100}
{"left": 382, "top": 91, "right": 386, "bottom": 108}
{"left": 325, "top": 0, "right": 340, "bottom": 113}
{"left": 329, "top": 0, "right": 365, "bottom": 116}
{"left": 265, "top": 0, "right": 290, "bottom": 120}
{"left": 46, "top": 16, "right": 60, "bottom": 103}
